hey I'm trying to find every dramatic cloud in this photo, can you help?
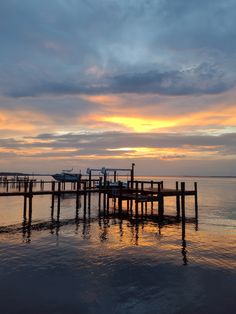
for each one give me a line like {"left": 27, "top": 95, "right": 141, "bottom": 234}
{"left": 0, "top": 0, "right": 236, "bottom": 174}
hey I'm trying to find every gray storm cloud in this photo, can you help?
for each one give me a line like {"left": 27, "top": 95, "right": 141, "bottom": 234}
{"left": 0, "top": 0, "right": 236, "bottom": 98}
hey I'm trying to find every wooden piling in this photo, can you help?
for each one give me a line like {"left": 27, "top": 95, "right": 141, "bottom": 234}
{"left": 28, "top": 180, "right": 33, "bottom": 222}
{"left": 118, "top": 181, "right": 123, "bottom": 212}
{"left": 141, "top": 182, "right": 144, "bottom": 213}
{"left": 76, "top": 180, "right": 80, "bottom": 210}
{"left": 176, "top": 181, "right": 180, "bottom": 219}
{"left": 57, "top": 182, "right": 61, "bottom": 220}
{"left": 23, "top": 181, "right": 28, "bottom": 220}
{"left": 135, "top": 181, "right": 139, "bottom": 215}
{"left": 181, "top": 182, "right": 185, "bottom": 219}
{"left": 83, "top": 182, "right": 87, "bottom": 213}
{"left": 194, "top": 182, "right": 198, "bottom": 220}
{"left": 158, "top": 182, "right": 164, "bottom": 217}
{"left": 51, "top": 181, "right": 55, "bottom": 218}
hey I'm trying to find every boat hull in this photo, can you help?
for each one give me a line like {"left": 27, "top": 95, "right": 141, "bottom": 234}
{"left": 52, "top": 173, "right": 80, "bottom": 182}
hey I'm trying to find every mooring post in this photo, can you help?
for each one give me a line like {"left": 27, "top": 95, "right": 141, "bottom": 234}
{"left": 176, "top": 181, "right": 180, "bottom": 219}
{"left": 23, "top": 181, "right": 28, "bottom": 220}
{"left": 181, "top": 182, "right": 186, "bottom": 252}
{"left": 141, "top": 182, "right": 144, "bottom": 214}
{"left": 51, "top": 181, "right": 55, "bottom": 218}
{"left": 131, "top": 163, "right": 135, "bottom": 189}
{"left": 151, "top": 180, "right": 154, "bottom": 212}
{"left": 57, "top": 181, "right": 61, "bottom": 220}
{"left": 161, "top": 181, "right": 164, "bottom": 190}
{"left": 98, "top": 177, "right": 102, "bottom": 210}
{"left": 118, "top": 181, "right": 123, "bottom": 212}
{"left": 158, "top": 182, "right": 164, "bottom": 217}
{"left": 83, "top": 181, "right": 87, "bottom": 213}
{"left": 28, "top": 180, "right": 33, "bottom": 222}
{"left": 76, "top": 179, "right": 80, "bottom": 210}
{"left": 104, "top": 172, "right": 107, "bottom": 189}
{"left": 194, "top": 182, "right": 198, "bottom": 220}
{"left": 135, "top": 181, "right": 139, "bottom": 215}
{"left": 181, "top": 182, "right": 186, "bottom": 220}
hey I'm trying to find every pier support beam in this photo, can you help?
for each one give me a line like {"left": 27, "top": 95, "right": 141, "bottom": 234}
{"left": 194, "top": 182, "right": 198, "bottom": 220}
{"left": 57, "top": 182, "right": 61, "bottom": 220}
{"left": 176, "top": 181, "right": 180, "bottom": 219}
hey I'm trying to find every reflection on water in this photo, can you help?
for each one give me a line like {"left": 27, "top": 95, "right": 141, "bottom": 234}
{"left": 0, "top": 176, "right": 236, "bottom": 314}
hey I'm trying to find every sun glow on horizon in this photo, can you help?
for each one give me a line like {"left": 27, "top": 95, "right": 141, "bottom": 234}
{"left": 101, "top": 116, "right": 177, "bottom": 132}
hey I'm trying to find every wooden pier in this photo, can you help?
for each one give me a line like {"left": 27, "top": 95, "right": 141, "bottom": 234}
{"left": 0, "top": 175, "right": 198, "bottom": 225}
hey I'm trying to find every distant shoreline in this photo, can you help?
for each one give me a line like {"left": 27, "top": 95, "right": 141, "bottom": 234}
{"left": 0, "top": 172, "right": 236, "bottom": 179}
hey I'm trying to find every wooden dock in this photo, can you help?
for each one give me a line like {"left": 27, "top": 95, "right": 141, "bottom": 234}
{"left": 0, "top": 176, "right": 198, "bottom": 225}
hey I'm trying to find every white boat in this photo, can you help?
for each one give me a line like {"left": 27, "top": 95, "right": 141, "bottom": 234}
{"left": 52, "top": 169, "right": 81, "bottom": 182}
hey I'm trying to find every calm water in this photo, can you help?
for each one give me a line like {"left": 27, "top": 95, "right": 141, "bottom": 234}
{"left": 0, "top": 176, "right": 236, "bottom": 314}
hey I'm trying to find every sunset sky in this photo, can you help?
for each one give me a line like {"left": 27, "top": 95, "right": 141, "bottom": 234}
{"left": 0, "top": 0, "right": 236, "bottom": 175}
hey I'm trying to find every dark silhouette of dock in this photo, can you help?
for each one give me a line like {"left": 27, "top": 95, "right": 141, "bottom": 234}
{"left": 0, "top": 167, "right": 198, "bottom": 227}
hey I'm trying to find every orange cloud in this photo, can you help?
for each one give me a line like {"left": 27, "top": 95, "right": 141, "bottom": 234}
{"left": 0, "top": 109, "right": 53, "bottom": 134}
{"left": 81, "top": 94, "right": 122, "bottom": 107}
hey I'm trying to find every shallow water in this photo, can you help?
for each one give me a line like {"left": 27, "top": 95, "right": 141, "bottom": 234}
{"left": 0, "top": 176, "right": 236, "bottom": 314}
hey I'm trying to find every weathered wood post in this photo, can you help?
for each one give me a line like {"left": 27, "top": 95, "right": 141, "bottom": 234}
{"left": 181, "top": 182, "right": 186, "bottom": 221}
{"left": 135, "top": 181, "right": 139, "bottom": 215}
{"left": 118, "top": 181, "right": 123, "bottom": 213}
{"left": 28, "top": 180, "right": 33, "bottom": 222}
{"left": 83, "top": 181, "right": 87, "bottom": 213}
{"left": 57, "top": 181, "right": 61, "bottom": 220}
{"left": 51, "top": 181, "right": 55, "bottom": 218}
{"left": 151, "top": 180, "right": 154, "bottom": 213}
{"left": 176, "top": 181, "right": 180, "bottom": 219}
{"left": 23, "top": 181, "right": 28, "bottom": 220}
{"left": 88, "top": 172, "right": 92, "bottom": 210}
{"left": 141, "top": 182, "right": 144, "bottom": 215}
{"left": 76, "top": 179, "right": 80, "bottom": 210}
{"left": 158, "top": 182, "right": 164, "bottom": 217}
{"left": 106, "top": 190, "right": 110, "bottom": 213}
{"left": 194, "top": 182, "right": 198, "bottom": 220}
{"left": 98, "top": 177, "right": 102, "bottom": 211}
{"left": 131, "top": 163, "right": 135, "bottom": 189}
{"left": 181, "top": 182, "right": 186, "bottom": 257}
